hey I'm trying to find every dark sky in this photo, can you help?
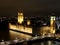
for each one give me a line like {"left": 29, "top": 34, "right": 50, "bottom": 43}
{"left": 0, "top": 0, "right": 60, "bottom": 17}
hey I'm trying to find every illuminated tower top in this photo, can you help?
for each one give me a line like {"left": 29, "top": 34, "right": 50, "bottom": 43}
{"left": 18, "top": 8, "right": 24, "bottom": 24}
{"left": 18, "top": 8, "right": 23, "bottom": 12}
{"left": 18, "top": 8, "right": 23, "bottom": 16}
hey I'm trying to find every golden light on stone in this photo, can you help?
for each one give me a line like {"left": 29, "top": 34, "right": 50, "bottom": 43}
{"left": 40, "top": 16, "right": 56, "bottom": 35}
{"left": 50, "top": 16, "right": 56, "bottom": 34}
{"left": 50, "top": 16, "right": 55, "bottom": 26}
{"left": 53, "top": 30, "right": 55, "bottom": 34}
{"left": 18, "top": 9, "right": 24, "bottom": 24}
{"left": 27, "top": 20, "right": 30, "bottom": 25}
{"left": 9, "top": 23, "right": 32, "bottom": 34}
{"left": 40, "top": 26, "right": 51, "bottom": 35}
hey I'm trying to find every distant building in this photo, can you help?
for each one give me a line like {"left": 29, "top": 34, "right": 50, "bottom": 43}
{"left": 18, "top": 8, "right": 24, "bottom": 24}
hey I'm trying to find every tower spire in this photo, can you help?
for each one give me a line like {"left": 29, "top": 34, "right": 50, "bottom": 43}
{"left": 18, "top": 8, "right": 23, "bottom": 13}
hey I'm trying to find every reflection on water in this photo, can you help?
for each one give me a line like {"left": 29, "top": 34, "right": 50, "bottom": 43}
{"left": 9, "top": 30, "right": 32, "bottom": 40}
{"left": 41, "top": 42, "right": 44, "bottom": 45}
{"left": 47, "top": 41, "right": 53, "bottom": 45}
{"left": 32, "top": 41, "right": 60, "bottom": 45}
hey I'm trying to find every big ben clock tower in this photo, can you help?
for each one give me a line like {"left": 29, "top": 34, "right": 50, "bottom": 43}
{"left": 18, "top": 8, "right": 24, "bottom": 24}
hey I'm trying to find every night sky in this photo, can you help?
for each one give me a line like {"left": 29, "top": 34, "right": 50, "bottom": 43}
{"left": 0, "top": 0, "right": 60, "bottom": 17}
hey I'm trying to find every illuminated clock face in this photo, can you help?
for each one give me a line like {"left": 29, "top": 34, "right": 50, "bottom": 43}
{"left": 18, "top": 12, "right": 24, "bottom": 24}
{"left": 50, "top": 16, "right": 55, "bottom": 20}
{"left": 18, "top": 13, "right": 23, "bottom": 15}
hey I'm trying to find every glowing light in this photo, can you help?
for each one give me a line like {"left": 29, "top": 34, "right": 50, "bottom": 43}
{"left": 40, "top": 16, "right": 56, "bottom": 35}
{"left": 18, "top": 13, "right": 23, "bottom": 15}
{"left": 53, "top": 30, "right": 55, "bottom": 34}
{"left": 40, "top": 26, "right": 55, "bottom": 35}
{"left": 9, "top": 23, "right": 32, "bottom": 34}
{"left": 51, "top": 16, "right": 55, "bottom": 20}
{"left": 18, "top": 9, "right": 24, "bottom": 24}
{"left": 50, "top": 16, "right": 56, "bottom": 34}
{"left": 27, "top": 20, "right": 30, "bottom": 25}
{"left": 18, "top": 15, "right": 24, "bottom": 24}
{"left": 40, "top": 26, "right": 51, "bottom": 35}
